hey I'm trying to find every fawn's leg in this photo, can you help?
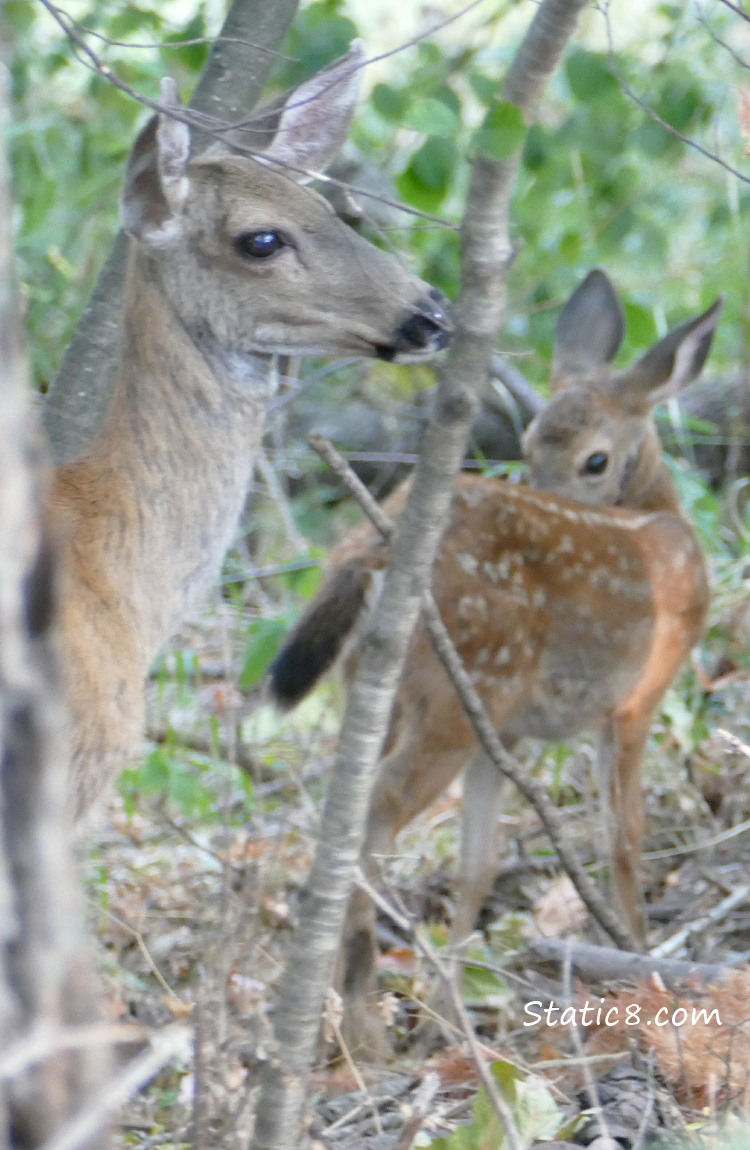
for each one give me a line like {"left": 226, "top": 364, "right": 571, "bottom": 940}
{"left": 336, "top": 731, "right": 469, "bottom": 1060}
{"left": 599, "top": 710, "right": 654, "bottom": 948}
{"left": 419, "top": 749, "right": 510, "bottom": 1035}
{"left": 451, "top": 749, "right": 513, "bottom": 947}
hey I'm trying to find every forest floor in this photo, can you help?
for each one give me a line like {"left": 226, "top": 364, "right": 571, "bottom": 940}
{"left": 83, "top": 504, "right": 750, "bottom": 1150}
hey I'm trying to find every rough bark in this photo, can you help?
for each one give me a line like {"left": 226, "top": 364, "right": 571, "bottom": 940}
{"left": 250, "top": 3, "right": 593, "bottom": 1147}
{"left": 0, "top": 61, "right": 107, "bottom": 1150}
{"left": 43, "top": 0, "right": 300, "bottom": 464}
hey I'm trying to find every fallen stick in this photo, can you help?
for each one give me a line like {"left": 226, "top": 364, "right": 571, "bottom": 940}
{"left": 528, "top": 937, "right": 734, "bottom": 987}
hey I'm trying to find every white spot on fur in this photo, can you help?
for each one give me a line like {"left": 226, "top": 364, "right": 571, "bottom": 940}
{"left": 458, "top": 552, "right": 479, "bottom": 575}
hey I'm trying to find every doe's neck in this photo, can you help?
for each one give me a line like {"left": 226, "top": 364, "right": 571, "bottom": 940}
{"left": 61, "top": 244, "right": 272, "bottom": 658}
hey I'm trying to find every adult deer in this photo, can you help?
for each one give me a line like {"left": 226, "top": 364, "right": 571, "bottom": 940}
{"left": 269, "top": 270, "right": 722, "bottom": 1056}
{"left": 51, "top": 44, "right": 451, "bottom": 818}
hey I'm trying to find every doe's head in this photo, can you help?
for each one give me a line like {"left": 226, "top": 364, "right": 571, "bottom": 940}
{"left": 120, "top": 45, "right": 452, "bottom": 366}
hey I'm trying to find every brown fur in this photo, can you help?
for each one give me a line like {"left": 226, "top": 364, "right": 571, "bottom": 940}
{"left": 270, "top": 271, "right": 722, "bottom": 1057}
{"left": 53, "top": 51, "right": 451, "bottom": 818}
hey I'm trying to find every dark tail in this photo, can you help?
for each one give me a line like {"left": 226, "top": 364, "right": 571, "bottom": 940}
{"left": 268, "top": 560, "right": 374, "bottom": 709}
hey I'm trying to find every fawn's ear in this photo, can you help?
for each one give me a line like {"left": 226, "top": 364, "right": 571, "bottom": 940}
{"left": 552, "top": 269, "right": 625, "bottom": 387}
{"left": 121, "top": 78, "right": 191, "bottom": 248}
{"left": 613, "top": 296, "right": 725, "bottom": 412}
{"left": 263, "top": 40, "right": 364, "bottom": 178}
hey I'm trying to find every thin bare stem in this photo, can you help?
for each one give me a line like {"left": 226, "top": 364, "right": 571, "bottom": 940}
{"left": 37, "top": 1027, "right": 192, "bottom": 1150}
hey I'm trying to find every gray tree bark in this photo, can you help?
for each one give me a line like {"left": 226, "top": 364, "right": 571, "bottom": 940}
{"left": 250, "top": 2, "right": 594, "bottom": 1147}
{"left": 43, "top": 0, "right": 300, "bottom": 463}
{"left": 0, "top": 60, "right": 107, "bottom": 1150}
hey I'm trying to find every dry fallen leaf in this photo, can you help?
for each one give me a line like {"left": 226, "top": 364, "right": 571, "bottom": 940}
{"left": 533, "top": 874, "right": 588, "bottom": 937}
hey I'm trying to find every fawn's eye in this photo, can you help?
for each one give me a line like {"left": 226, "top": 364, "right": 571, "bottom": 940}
{"left": 236, "top": 230, "right": 285, "bottom": 259}
{"left": 582, "top": 451, "right": 609, "bottom": 476}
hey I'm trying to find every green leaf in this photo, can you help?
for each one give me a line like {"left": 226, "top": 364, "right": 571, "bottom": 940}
{"left": 513, "top": 1076, "right": 564, "bottom": 1142}
{"left": 622, "top": 301, "right": 658, "bottom": 349}
{"left": 471, "top": 101, "right": 525, "bottom": 161}
{"left": 403, "top": 97, "right": 460, "bottom": 138}
{"left": 240, "top": 618, "right": 290, "bottom": 690}
{"left": 396, "top": 165, "right": 446, "bottom": 214}
{"left": 135, "top": 747, "right": 172, "bottom": 794}
{"left": 462, "top": 960, "right": 509, "bottom": 1006}
{"left": 431, "top": 1062, "right": 562, "bottom": 1148}
{"left": 411, "top": 136, "right": 458, "bottom": 193}
{"left": 285, "top": 560, "right": 323, "bottom": 600}
{"left": 372, "top": 83, "right": 408, "bottom": 122}
{"left": 4, "top": 1, "right": 35, "bottom": 34}
{"left": 468, "top": 71, "right": 497, "bottom": 107}
{"left": 565, "top": 50, "right": 618, "bottom": 101}
{"left": 164, "top": 14, "right": 210, "bottom": 73}
{"left": 278, "top": 7, "right": 359, "bottom": 85}
{"left": 490, "top": 1058, "right": 520, "bottom": 1102}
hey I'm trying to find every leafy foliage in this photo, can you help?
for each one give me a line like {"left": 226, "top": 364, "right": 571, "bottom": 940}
{"left": 9, "top": 0, "right": 214, "bottom": 391}
{"left": 429, "top": 1060, "right": 564, "bottom": 1148}
{"left": 11, "top": 1, "right": 748, "bottom": 394}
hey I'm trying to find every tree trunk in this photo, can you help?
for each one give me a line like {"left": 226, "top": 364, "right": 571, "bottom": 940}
{"left": 250, "top": 3, "right": 593, "bottom": 1147}
{"left": 0, "top": 62, "right": 107, "bottom": 1150}
{"left": 43, "top": 0, "right": 300, "bottom": 464}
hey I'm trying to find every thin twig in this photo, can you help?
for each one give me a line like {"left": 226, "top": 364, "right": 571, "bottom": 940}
{"left": 99, "top": 908, "right": 189, "bottom": 1010}
{"left": 37, "top": 0, "right": 460, "bottom": 227}
{"left": 351, "top": 873, "right": 521, "bottom": 1148}
{"left": 40, "top": 6, "right": 292, "bottom": 56}
{"left": 37, "top": 1027, "right": 192, "bottom": 1150}
{"left": 146, "top": 723, "right": 264, "bottom": 780}
{"left": 650, "top": 883, "right": 750, "bottom": 958}
{"left": 414, "top": 928, "right": 523, "bottom": 1150}
{"left": 256, "top": 447, "right": 308, "bottom": 555}
{"left": 308, "top": 431, "right": 637, "bottom": 952}
{"left": 394, "top": 1072, "right": 441, "bottom": 1150}
{"left": 0, "top": 1023, "right": 145, "bottom": 1081}
{"left": 323, "top": 995, "right": 384, "bottom": 1139}
{"left": 602, "top": 1, "right": 750, "bottom": 185}
{"left": 561, "top": 944, "right": 612, "bottom": 1146}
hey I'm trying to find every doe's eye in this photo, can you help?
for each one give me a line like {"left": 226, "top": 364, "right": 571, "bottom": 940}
{"left": 236, "top": 230, "right": 285, "bottom": 259}
{"left": 582, "top": 451, "right": 609, "bottom": 476}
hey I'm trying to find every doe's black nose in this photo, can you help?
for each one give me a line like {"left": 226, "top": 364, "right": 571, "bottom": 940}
{"left": 393, "top": 288, "right": 453, "bottom": 358}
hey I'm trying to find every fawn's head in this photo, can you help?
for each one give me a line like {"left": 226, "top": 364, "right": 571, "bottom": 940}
{"left": 120, "top": 44, "right": 451, "bottom": 366}
{"left": 523, "top": 270, "right": 724, "bottom": 510}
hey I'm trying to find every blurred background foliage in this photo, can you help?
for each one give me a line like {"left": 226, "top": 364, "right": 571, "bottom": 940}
{"left": 7, "top": 0, "right": 749, "bottom": 395}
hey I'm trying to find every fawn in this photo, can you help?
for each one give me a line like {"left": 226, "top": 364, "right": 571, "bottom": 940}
{"left": 50, "top": 44, "right": 451, "bottom": 818}
{"left": 269, "top": 269, "right": 722, "bottom": 1056}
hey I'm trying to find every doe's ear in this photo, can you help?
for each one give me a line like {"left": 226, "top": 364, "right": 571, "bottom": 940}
{"left": 121, "top": 77, "right": 191, "bottom": 248}
{"left": 612, "top": 296, "right": 725, "bottom": 413}
{"left": 264, "top": 40, "right": 365, "bottom": 179}
{"left": 552, "top": 268, "right": 625, "bottom": 388}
